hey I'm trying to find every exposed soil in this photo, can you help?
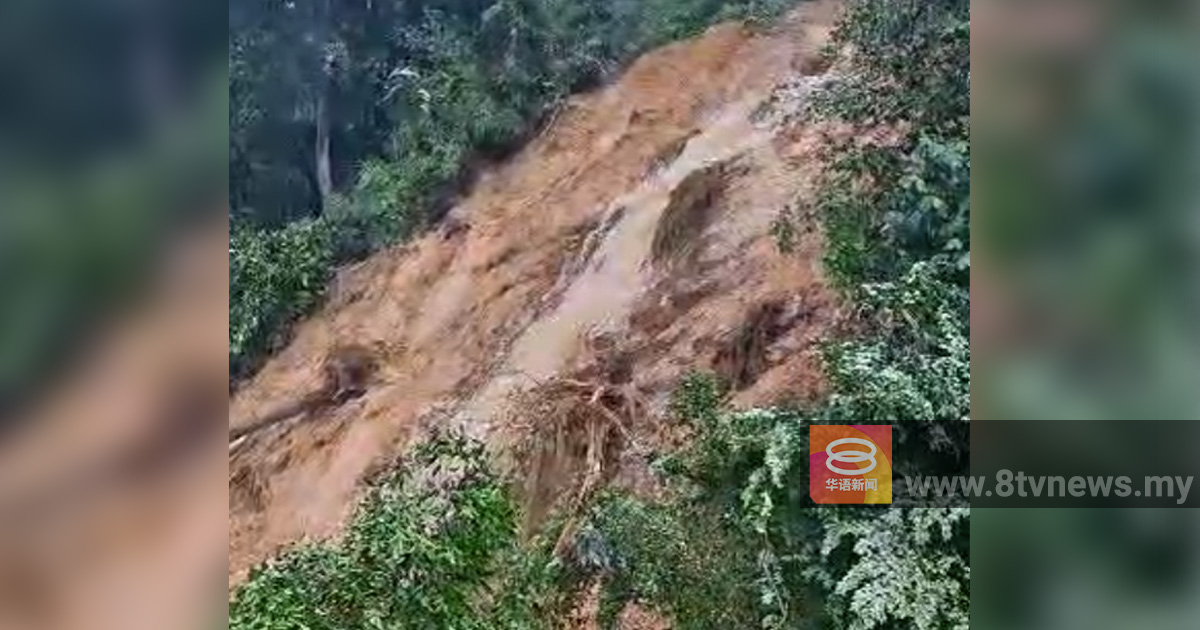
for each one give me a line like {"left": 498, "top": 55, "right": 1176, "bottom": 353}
{"left": 227, "top": 0, "right": 844, "bottom": 590}
{"left": 0, "top": 3, "right": 848, "bottom": 628}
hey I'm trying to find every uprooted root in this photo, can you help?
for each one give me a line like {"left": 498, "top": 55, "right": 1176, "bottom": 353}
{"left": 503, "top": 374, "right": 649, "bottom": 556}
{"left": 230, "top": 464, "right": 267, "bottom": 513}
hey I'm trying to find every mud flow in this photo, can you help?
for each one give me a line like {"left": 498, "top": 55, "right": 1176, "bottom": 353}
{"left": 227, "top": 0, "right": 843, "bottom": 588}
{"left": 2, "top": 3, "right": 844, "bottom": 629}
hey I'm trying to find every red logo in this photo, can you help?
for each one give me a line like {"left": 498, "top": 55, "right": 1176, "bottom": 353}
{"left": 810, "top": 425, "right": 892, "bottom": 504}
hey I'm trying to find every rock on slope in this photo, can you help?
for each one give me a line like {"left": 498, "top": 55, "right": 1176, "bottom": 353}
{"left": 229, "top": 0, "right": 843, "bottom": 586}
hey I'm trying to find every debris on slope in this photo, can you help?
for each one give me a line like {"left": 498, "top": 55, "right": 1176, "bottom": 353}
{"left": 229, "top": 0, "right": 843, "bottom": 586}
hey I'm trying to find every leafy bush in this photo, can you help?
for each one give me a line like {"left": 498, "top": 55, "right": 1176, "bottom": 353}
{"left": 581, "top": 363, "right": 967, "bottom": 628}
{"left": 229, "top": 219, "right": 333, "bottom": 380}
{"left": 651, "top": 389, "right": 968, "bottom": 630}
{"left": 824, "top": 261, "right": 969, "bottom": 423}
{"left": 230, "top": 433, "right": 567, "bottom": 630}
{"left": 576, "top": 491, "right": 762, "bottom": 629}
{"left": 811, "top": 0, "right": 970, "bottom": 288}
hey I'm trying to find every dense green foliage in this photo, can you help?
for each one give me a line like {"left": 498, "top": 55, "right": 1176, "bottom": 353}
{"left": 812, "top": 0, "right": 970, "bottom": 426}
{"left": 566, "top": 1, "right": 972, "bottom": 626}
{"left": 584, "top": 374, "right": 968, "bottom": 629}
{"left": 231, "top": 1, "right": 970, "bottom": 628}
{"left": 813, "top": 0, "right": 968, "bottom": 289}
{"left": 576, "top": 487, "right": 763, "bottom": 628}
{"left": 230, "top": 218, "right": 334, "bottom": 378}
{"left": 230, "top": 0, "right": 792, "bottom": 225}
{"left": 230, "top": 434, "right": 569, "bottom": 629}
{"left": 229, "top": 0, "right": 793, "bottom": 381}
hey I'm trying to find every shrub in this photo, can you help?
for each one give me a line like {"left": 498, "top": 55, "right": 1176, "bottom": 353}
{"left": 229, "top": 433, "right": 568, "bottom": 630}
{"left": 229, "top": 219, "right": 333, "bottom": 381}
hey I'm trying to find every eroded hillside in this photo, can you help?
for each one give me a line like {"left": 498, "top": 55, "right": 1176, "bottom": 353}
{"left": 230, "top": 0, "right": 842, "bottom": 585}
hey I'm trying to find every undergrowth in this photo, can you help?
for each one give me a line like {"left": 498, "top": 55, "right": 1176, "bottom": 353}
{"left": 229, "top": 433, "right": 570, "bottom": 630}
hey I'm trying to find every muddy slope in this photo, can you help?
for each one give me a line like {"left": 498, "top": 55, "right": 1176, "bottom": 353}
{"left": 230, "top": 0, "right": 842, "bottom": 585}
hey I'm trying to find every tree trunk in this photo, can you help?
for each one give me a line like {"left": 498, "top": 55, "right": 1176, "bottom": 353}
{"left": 314, "top": 0, "right": 335, "bottom": 203}
{"left": 315, "top": 90, "right": 333, "bottom": 201}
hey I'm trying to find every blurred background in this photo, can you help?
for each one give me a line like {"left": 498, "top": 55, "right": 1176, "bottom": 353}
{"left": 0, "top": 0, "right": 227, "bottom": 420}
{"left": 973, "top": 0, "right": 1200, "bottom": 421}
{"left": 973, "top": 0, "right": 1200, "bottom": 628}
{"left": 0, "top": 1, "right": 227, "bottom": 629}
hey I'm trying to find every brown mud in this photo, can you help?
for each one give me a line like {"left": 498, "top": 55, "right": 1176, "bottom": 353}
{"left": 228, "top": 0, "right": 844, "bottom": 590}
